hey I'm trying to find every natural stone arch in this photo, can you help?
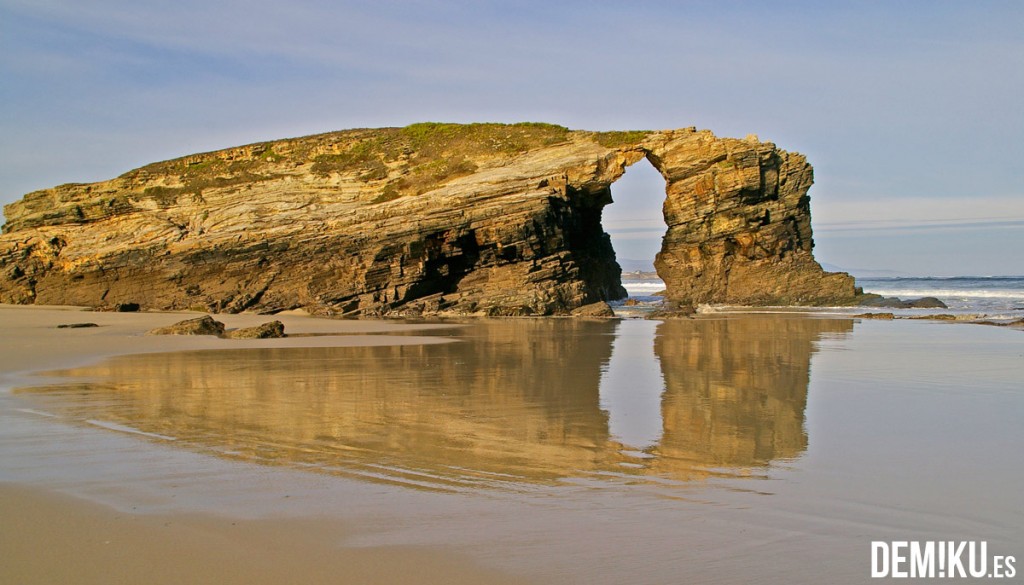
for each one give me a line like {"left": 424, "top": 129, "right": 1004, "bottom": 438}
{"left": 0, "top": 124, "right": 856, "bottom": 315}
{"left": 591, "top": 129, "right": 855, "bottom": 307}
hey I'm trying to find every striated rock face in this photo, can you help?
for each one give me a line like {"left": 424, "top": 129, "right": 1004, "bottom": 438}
{"left": 224, "top": 320, "right": 286, "bottom": 339}
{"left": 147, "top": 315, "right": 226, "bottom": 336}
{"left": 0, "top": 123, "right": 856, "bottom": 315}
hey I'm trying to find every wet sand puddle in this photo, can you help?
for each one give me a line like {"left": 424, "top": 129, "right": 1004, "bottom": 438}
{"left": 12, "top": 317, "right": 849, "bottom": 493}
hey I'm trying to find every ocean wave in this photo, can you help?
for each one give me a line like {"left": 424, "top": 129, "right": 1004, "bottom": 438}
{"left": 860, "top": 276, "right": 1024, "bottom": 282}
{"left": 862, "top": 288, "right": 1024, "bottom": 299}
{"left": 622, "top": 282, "right": 666, "bottom": 293}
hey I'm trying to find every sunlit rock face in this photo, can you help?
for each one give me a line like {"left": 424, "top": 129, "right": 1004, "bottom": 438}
{"left": 0, "top": 123, "right": 855, "bottom": 315}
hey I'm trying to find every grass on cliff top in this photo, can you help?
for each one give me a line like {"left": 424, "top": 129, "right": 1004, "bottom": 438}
{"left": 117, "top": 123, "right": 656, "bottom": 204}
{"left": 593, "top": 130, "right": 652, "bottom": 148}
{"left": 323, "top": 123, "right": 571, "bottom": 201}
{"left": 129, "top": 123, "right": 571, "bottom": 174}
{"left": 399, "top": 122, "right": 571, "bottom": 155}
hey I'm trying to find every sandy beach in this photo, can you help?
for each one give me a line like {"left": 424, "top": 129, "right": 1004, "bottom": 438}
{"left": 1, "top": 305, "right": 527, "bottom": 585}
{"left": 0, "top": 483, "right": 526, "bottom": 585}
{"left": 0, "top": 304, "right": 460, "bottom": 375}
{"left": 2, "top": 305, "right": 1021, "bottom": 584}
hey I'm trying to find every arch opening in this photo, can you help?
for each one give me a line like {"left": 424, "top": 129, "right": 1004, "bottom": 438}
{"left": 603, "top": 156, "right": 668, "bottom": 304}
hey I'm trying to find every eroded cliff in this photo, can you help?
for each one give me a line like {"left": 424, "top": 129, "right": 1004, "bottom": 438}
{"left": 0, "top": 123, "right": 856, "bottom": 315}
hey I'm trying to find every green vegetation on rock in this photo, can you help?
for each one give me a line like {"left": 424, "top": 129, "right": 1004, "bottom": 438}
{"left": 115, "top": 123, "right": 629, "bottom": 207}
{"left": 594, "top": 130, "right": 652, "bottom": 148}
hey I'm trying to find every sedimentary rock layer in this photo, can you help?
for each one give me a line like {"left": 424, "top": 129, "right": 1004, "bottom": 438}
{"left": 0, "top": 123, "right": 856, "bottom": 315}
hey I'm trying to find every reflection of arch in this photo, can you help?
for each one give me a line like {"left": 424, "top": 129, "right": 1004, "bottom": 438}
{"left": 599, "top": 319, "right": 665, "bottom": 450}
{"left": 651, "top": 316, "right": 854, "bottom": 476}
{"left": 18, "top": 317, "right": 853, "bottom": 488}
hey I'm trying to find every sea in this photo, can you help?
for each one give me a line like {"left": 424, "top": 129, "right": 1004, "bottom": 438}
{"left": 621, "top": 275, "right": 1024, "bottom": 317}
{"left": 856, "top": 276, "right": 1024, "bottom": 314}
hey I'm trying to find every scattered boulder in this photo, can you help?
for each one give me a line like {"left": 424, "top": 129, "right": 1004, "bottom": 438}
{"left": 906, "top": 297, "right": 947, "bottom": 308}
{"left": 571, "top": 302, "right": 616, "bottom": 318}
{"left": 646, "top": 304, "right": 696, "bottom": 320}
{"left": 114, "top": 302, "right": 141, "bottom": 312}
{"left": 57, "top": 323, "right": 99, "bottom": 329}
{"left": 857, "top": 295, "right": 902, "bottom": 308}
{"left": 858, "top": 295, "right": 947, "bottom": 309}
{"left": 148, "top": 316, "right": 226, "bottom": 336}
{"left": 223, "top": 320, "right": 286, "bottom": 339}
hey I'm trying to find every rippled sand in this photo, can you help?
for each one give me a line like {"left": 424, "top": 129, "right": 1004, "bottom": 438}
{"left": 2, "top": 306, "right": 1022, "bottom": 584}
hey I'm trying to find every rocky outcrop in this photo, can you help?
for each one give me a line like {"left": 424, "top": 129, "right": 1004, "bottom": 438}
{"left": 0, "top": 123, "right": 856, "bottom": 315}
{"left": 148, "top": 316, "right": 226, "bottom": 336}
{"left": 223, "top": 320, "right": 286, "bottom": 339}
{"left": 858, "top": 295, "right": 948, "bottom": 309}
{"left": 570, "top": 301, "right": 616, "bottom": 318}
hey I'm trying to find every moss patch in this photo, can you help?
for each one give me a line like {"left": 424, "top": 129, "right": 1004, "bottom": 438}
{"left": 594, "top": 130, "right": 651, "bottom": 148}
{"left": 121, "top": 123, "right": 580, "bottom": 205}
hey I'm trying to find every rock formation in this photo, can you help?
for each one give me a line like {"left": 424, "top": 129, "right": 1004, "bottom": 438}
{"left": 0, "top": 123, "right": 856, "bottom": 315}
{"left": 147, "top": 315, "right": 226, "bottom": 336}
{"left": 223, "top": 320, "right": 286, "bottom": 339}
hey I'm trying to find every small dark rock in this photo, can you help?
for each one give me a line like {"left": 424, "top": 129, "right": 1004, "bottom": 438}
{"left": 224, "top": 320, "right": 286, "bottom": 339}
{"left": 646, "top": 304, "right": 696, "bottom": 320}
{"left": 148, "top": 315, "right": 226, "bottom": 336}
{"left": 906, "top": 297, "right": 947, "bottom": 309}
{"left": 858, "top": 296, "right": 908, "bottom": 308}
{"left": 57, "top": 323, "right": 99, "bottom": 329}
{"left": 858, "top": 295, "right": 947, "bottom": 309}
{"left": 571, "top": 302, "right": 616, "bottom": 318}
{"left": 114, "top": 302, "right": 141, "bottom": 312}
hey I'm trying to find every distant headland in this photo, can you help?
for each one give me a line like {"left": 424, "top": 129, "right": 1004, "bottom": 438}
{"left": 0, "top": 123, "right": 857, "bottom": 316}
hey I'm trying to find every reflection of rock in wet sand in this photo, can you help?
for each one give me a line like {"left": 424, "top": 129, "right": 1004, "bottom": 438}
{"left": 19, "top": 320, "right": 619, "bottom": 488}
{"left": 17, "top": 316, "right": 852, "bottom": 489}
{"left": 652, "top": 317, "right": 854, "bottom": 478}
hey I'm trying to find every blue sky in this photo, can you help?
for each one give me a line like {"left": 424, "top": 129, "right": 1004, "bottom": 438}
{"left": 2, "top": 1, "right": 1021, "bottom": 276}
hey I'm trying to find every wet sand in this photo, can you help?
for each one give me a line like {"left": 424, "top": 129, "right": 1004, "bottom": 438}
{"left": 0, "top": 484, "right": 524, "bottom": 585}
{"left": 0, "top": 304, "right": 459, "bottom": 376}
{"left": 2, "top": 305, "right": 1022, "bottom": 584}
{"left": 1, "top": 305, "right": 525, "bottom": 585}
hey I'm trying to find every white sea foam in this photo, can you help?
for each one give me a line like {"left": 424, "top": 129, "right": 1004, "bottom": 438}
{"left": 863, "top": 288, "right": 1024, "bottom": 299}
{"left": 622, "top": 280, "right": 665, "bottom": 294}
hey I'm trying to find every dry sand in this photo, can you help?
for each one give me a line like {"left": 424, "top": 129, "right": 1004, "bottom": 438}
{"left": 0, "top": 305, "right": 527, "bottom": 585}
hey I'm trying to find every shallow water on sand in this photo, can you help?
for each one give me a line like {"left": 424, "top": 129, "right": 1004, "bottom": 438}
{"left": 2, "top": 315, "right": 1022, "bottom": 584}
